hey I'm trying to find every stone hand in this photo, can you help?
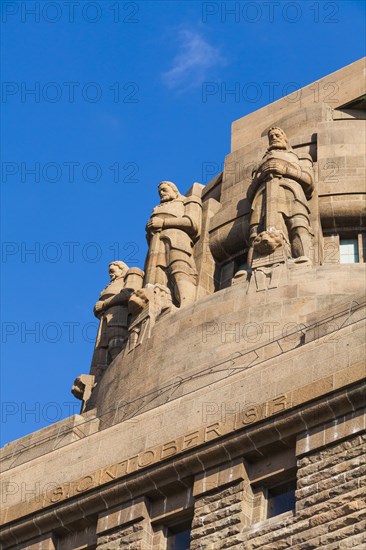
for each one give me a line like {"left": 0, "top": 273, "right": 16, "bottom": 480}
{"left": 146, "top": 217, "right": 164, "bottom": 232}
{"left": 262, "top": 159, "right": 286, "bottom": 176}
{"left": 94, "top": 301, "right": 105, "bottom": 315}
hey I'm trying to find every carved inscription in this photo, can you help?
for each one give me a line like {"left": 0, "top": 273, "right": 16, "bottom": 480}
{"left": 2, "top": 394, "right": 288, "bottom": 522}
{"left": 42, "top": 395, "right": 287, "bottom": 508}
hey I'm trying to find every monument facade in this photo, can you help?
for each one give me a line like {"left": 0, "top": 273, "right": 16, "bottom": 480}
{"left": 1, "top": 59, "right": 365, "bottom": 550}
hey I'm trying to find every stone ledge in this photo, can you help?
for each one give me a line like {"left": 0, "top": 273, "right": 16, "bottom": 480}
{"left": 1, "top": 382, "right": 364, "bottom": 546}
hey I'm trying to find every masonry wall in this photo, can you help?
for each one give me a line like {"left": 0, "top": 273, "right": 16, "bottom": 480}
{"left": 191, "top": 480, "right": 249, "bottom": 549}
{"left": 96, "top": 521, "right": 152, "bottom": 550}
{"left": 1, "top": 382, "right": 364, "bottom": 549}
{"left": 188, "top": 433, "right": 366, "bottom": 550}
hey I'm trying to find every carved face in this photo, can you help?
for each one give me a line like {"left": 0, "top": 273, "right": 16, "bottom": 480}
{"left": 71, "top": 378, "right": 85, "bottom": 400}
{"left": 109, "top": 265, "right": 120, "bottom": 280}
{"left": 108, "top": 263, "right": 127, "bottom": 281}
{"left": 158, "top": 182, "right": 178, "bottom": 203}
{"left": 268, "top": 128, "right": 287, "bottom": 150}
{"left": 253, "top": 231, "right": 283, "bottom": 255}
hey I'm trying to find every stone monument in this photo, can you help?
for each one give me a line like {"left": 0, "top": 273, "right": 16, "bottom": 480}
{"left": 1, "top": 60, "right": 365, "bottom": 550}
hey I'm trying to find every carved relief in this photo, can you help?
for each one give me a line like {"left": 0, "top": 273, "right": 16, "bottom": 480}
{"left": 247, "top": 127, "right": 315, "bottom": 266}
{"left": 144, "top": 181, "right": 202, "bottom": 308}
{"left": 126, "top": 284, "right": 172, "bottom": 353}
{"left": 90, "top": 262, "right": 144, "bottom": 383}
{"left": 247, "top": 229, "right": 289, "bottom": 290}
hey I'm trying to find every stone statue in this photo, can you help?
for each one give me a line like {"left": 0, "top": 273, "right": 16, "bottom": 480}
{"left": 90, "top": 261, "right": 144, "bottom": 383}
{"left": 247, "top": 127, "right": 315, "bottom": 264}
{"left": 144, "top": 181, "right": 202, "bottom": 308}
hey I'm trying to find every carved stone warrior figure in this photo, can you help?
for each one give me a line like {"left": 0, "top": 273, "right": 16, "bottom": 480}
{"left": 144, "top": 181, "right": 202, "bottom": 308}
{"left": 247, "top": 127, "right": 315, "bottom": 263}
{"left": 90, "top": 261, "right": 144, "bottom": 383}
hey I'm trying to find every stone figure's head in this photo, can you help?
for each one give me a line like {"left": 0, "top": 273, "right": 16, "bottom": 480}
{"left": 253, "top": 230, "right": 284, "bottom": 255}
{"left": 158, "top": 181, "right": 179, "bottom": 203}
{"left": 268, "top": 127, "right": 288, "bottom": 151}
{"left": 71, "top": 374, "right": 95, "bottom": 406}
{"left": 71, "top": 376, "right": 86, "bottom": 400}
{"left": 109, "top": 261, "right": 128, "bottom": 281}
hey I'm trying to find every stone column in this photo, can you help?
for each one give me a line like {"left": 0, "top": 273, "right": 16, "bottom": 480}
{"left": 96, "top": 497, "right": 153, "bottom": 550}
{"left": 190, "top": 459, "right": 253, "bottom": 549}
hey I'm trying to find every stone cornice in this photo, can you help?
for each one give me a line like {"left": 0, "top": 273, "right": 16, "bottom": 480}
{"left": 1, "top": 381, "right": 364, "bottom": 547}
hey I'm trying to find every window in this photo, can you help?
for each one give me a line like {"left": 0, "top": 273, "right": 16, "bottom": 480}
{"left": 339, "top": 238, "right": 359, "bottom": 264}
{"left": 150, "top": 485, "right": 193, "bottom": 549}
{"left": 267, "top": 480, "right": 296, "bottom": 519}
{"left": 234, "top": 253, "right": 248, "bottom": 274}
{"left": 248, "top": 447, "right": 297, "bottom": 524}
{"left": 166, "top": 521, "right": 191, "bottom": 550}
{"left": 318, "top": 232, "right": 365, "bottom": 264}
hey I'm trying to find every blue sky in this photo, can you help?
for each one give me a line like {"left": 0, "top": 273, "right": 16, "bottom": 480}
{"left": 1, "top": 0, "right": 365, "bottom": 445}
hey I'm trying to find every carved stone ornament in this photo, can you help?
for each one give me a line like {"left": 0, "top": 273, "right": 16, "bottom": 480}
{"left": 144, "top": 181, "right": 202, "bottom": 308}
{"left": 71, "top": 374, "right": 95, "bottom": 412}
{"left": 125, "top": 284, "right": 172, "bottom": 353}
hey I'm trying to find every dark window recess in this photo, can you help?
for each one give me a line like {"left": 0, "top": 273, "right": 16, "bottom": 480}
{"left": 267, "top": 481, "right": 296, "bottom": 518}
{"left": 234, "top": 253, "right": 248, "bottom": 274}
{"left": 167, "top": 522, "right": 191, "bottom": 550}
